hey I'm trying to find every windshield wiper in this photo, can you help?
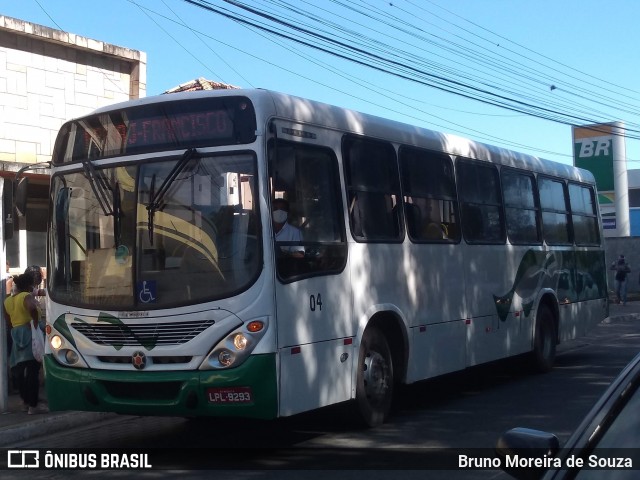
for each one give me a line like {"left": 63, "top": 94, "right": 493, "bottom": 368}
{"left": 113, "top": 182, "right": 121, "bottom": 246}
{"left": 82, "top": 159, "right": 113, "bottom": 217}
{"left": 147, "top": 174, "right": 157, "bottom": 243}
{"left": 146, "top": 148, "right": 198, "bottom": 245}
{"left": 82, "top": 159, "right": 122, "bottom": 246}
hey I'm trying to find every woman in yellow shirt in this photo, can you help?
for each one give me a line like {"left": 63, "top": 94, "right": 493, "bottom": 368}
{"left": 3, "top": 273, "right": 48, "bottom": 414}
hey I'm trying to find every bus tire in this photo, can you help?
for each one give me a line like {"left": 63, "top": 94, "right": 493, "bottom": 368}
{"left": 355, "top": 326, "right": 394, "bottom": 427}
{"left": 530, "top": 304, "right": 556, "bottom": 373}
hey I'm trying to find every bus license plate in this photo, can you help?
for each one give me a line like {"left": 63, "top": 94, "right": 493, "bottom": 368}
{"left": 207, "top": 387, "right": 253, "bottom": 404}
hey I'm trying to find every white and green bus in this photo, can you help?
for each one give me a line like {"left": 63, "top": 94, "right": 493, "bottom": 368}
{"left": 42, "top": 89, "right": 608, "bottom": 426}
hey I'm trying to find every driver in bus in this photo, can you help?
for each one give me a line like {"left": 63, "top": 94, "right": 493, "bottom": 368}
{"left": 272, "top": 198, "right": 304, "bottom": 258}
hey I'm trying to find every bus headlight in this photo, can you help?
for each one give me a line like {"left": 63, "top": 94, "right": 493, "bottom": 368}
{"left": 218, "top": 350, "right": 234, "bottom": 367}
{"left": 48, "top": 331, "right": 87, "bottom": 368}
{"left": 201, "top": 318, "right": 268, "bottom": 370}
{"left": 233, "top": 333, "right": 248, "bottom": 351}
{"left": 50, "top": 335, "right": 63, "bottom": 350}
{"left": 64, "top": 350, "right": 80, "bottom": 364}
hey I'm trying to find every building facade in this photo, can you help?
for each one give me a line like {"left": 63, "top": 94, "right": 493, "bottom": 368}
{"left": 0, "top": 15, "right": 146, "bottom": 277}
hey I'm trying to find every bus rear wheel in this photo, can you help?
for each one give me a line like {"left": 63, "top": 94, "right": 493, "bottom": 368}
{"left": 530, "top": 304, "right": 556, "bottom": 373}
{"left": 355, "top": 326, "right": 394, "bottom": 427}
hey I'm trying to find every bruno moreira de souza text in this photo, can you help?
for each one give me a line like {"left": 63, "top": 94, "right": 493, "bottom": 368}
{"left": 459, "top": 454, "right": 634, "bottom": 469}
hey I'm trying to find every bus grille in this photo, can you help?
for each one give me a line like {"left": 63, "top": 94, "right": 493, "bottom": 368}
{"left": 71, "top": 319, "right": 215, "bottom": 346}
{"left": 97, "top": 355, "right": 192, "bottom": 365}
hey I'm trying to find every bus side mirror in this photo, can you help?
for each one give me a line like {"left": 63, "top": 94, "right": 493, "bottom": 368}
{"left": 3, "top": 178, "right": 14, "bottom": 241}
{"left": 15, "top": 176, "right": 28, "bottom": 217}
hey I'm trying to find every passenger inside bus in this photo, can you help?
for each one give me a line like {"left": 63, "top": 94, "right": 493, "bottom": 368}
{"left": 421, "top": 199, "right": 447, "bottom": 240}
{"left": 406, "top": 198, "right": 448, "bottom": 241}
{"left": 272, "top": 198, "right": 304, "bottom": 258}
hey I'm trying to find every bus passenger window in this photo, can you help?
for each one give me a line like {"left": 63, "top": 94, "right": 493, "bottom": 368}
{"left": 457, "top": 160, "right": 505, "bottom": 244}
{"left": 539, "top": 177, "right": 571, "bottom": 245}
{"left": 350, "top": 191, "right": 399, "bottom": 239}
{"left": 399, "top": 146, "right": 459, "bottom": 243}
{"left": 501, "top": 168, "right": 541, "bottom": 245}
{"left": 569, "top": 183, "right": 600, "bottom": 246}
{"left": 343, "top": 135, "right": 402, "bottom": 242}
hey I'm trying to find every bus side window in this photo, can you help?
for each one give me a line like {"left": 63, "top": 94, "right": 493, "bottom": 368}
{"left": 501, "top": 168, "right": 541, "bottom": 245}
{"left": 351, "top": 191, "right": 398, "bottom": 239}
{"left": 568, "top": 183, "right": 600, "bottom": 246}
{"left": 399, "top": 146, "right": 460, "bottom": 243}
{"left": 343, "top": 135, "right": 402, "bottom": 242}
{"left": 539, "top": 176, "right": 571, "bottom": 245}
{"left": 457, "top": 159, "right": 505, "bottom": 245}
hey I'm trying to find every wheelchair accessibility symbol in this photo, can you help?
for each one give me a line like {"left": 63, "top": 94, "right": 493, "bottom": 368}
{"left": 137, "top": 280, "right": 157, "bottom": 303}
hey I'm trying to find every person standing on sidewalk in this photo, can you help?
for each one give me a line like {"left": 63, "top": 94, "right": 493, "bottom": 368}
{"left": 23, "top": 265, "right": 47, "bottom": 298}
{"left": 2, "top": 273, "right": 48, "bottom": 414}
{"left": 611, "top": 254, "right": 631, "bottom": 306}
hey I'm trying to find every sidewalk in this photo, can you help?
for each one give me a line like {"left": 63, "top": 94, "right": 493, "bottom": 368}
{"left": 0, "top": 382, "right": 114, "bottom": 447}
{"left": 607, "top": 298, "right": 640, "bottom": 321}
{"left": 0, "top": 361, "right": 116, "bottom": 447}
{"left": 0, "top": 301, "right": 639, "bottom": 447}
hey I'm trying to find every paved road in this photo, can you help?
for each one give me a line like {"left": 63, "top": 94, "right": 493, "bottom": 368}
{"left": 5, "top": 309, "right": 640, "bottom": 479}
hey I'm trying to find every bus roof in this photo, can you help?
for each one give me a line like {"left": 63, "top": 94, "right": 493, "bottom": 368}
{"left": 79, "top": 88, "right": 595, "bottom": 185}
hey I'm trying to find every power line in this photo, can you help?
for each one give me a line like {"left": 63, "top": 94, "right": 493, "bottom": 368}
{"left": 318, "top": 0, "right": 640, "bottom": 127}
{"left": 388, "top": 0, "right": 640, "bottom": 121}
{"left": 33, "top": 0, "right": 63, "bottom": 30}
{"left": 159, "top": 0, "right": 254, "bottom": 87}
{"left": 361, "top": 0, "right": 640, "bottom": 119}
{"left": 118, "top": 0, "right": 573, "bottom": 159}
{"left": 180, "top": 0, "right": 640, "bottom": 141}
{"left": 128, "top": 0, "right": 227, "bottom": 83}
{"left": 415, "top": 0, "right": 640, "bottom": 100}
{"left": 27, "top": 0, "right": 640, "bottom": 165}
{"left": 232, "top": 1, "right": 573, "bottom": 157}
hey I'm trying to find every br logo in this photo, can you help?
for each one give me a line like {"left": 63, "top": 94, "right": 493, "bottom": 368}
{"left": 577, "top": 138, "right": 612, "bottom": 158}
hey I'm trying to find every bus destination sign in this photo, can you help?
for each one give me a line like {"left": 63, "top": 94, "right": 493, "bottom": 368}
{"left": 53, "top": 96, "right": 257, "bottom": 164}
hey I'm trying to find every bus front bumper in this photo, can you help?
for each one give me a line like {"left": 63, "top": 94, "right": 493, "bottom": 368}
{"left": 44, "top": 353, "right": 278, "bottom": 419}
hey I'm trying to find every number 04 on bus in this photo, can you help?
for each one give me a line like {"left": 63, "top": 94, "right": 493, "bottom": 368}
{"left": 39, "top": 89, "right": 607, "bottom": 427}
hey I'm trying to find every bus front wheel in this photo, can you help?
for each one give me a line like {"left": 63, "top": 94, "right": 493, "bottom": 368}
{"left": 355, "top": 326, "right": 394, "bottom": 427}
{"left": 530, "top": 304, "right": 556, "bottom": 373}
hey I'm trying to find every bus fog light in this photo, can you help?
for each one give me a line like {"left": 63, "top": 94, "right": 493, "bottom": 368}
{"left": 233, "top": 333, "right": 248, "bottom": 351}
{"left": 50, "top": 335, "right": 62, "bottom": 350}
{"left": 218, "top": 350, "right": 234, "bottom": 367}
{"left": 64, "top": 349, "right": 79, "bottom": 364}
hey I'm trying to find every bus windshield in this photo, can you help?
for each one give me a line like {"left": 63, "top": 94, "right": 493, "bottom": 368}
{"left": 49, "top": 152, "right": 261, "bottom": 310}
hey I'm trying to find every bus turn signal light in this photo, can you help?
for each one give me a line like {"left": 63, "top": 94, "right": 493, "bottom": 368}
{"left": 247, "top": 321, "right": 264, "bottom": 333}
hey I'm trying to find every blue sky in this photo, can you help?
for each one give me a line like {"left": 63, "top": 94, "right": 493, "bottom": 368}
{"left": 3, "top": 0, "right": 640, "bottom": 167}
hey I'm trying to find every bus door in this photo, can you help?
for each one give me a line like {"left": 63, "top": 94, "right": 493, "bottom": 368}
{"left": 268, "top": 129, "right": 351, "bottom": 416}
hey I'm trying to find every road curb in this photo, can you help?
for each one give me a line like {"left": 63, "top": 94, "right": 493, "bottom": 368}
{"left": 0, "top": 411, "right": 115, "bottom": 447}
{"left": 604, "top": 313, "right": 640, "bottom": 324}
